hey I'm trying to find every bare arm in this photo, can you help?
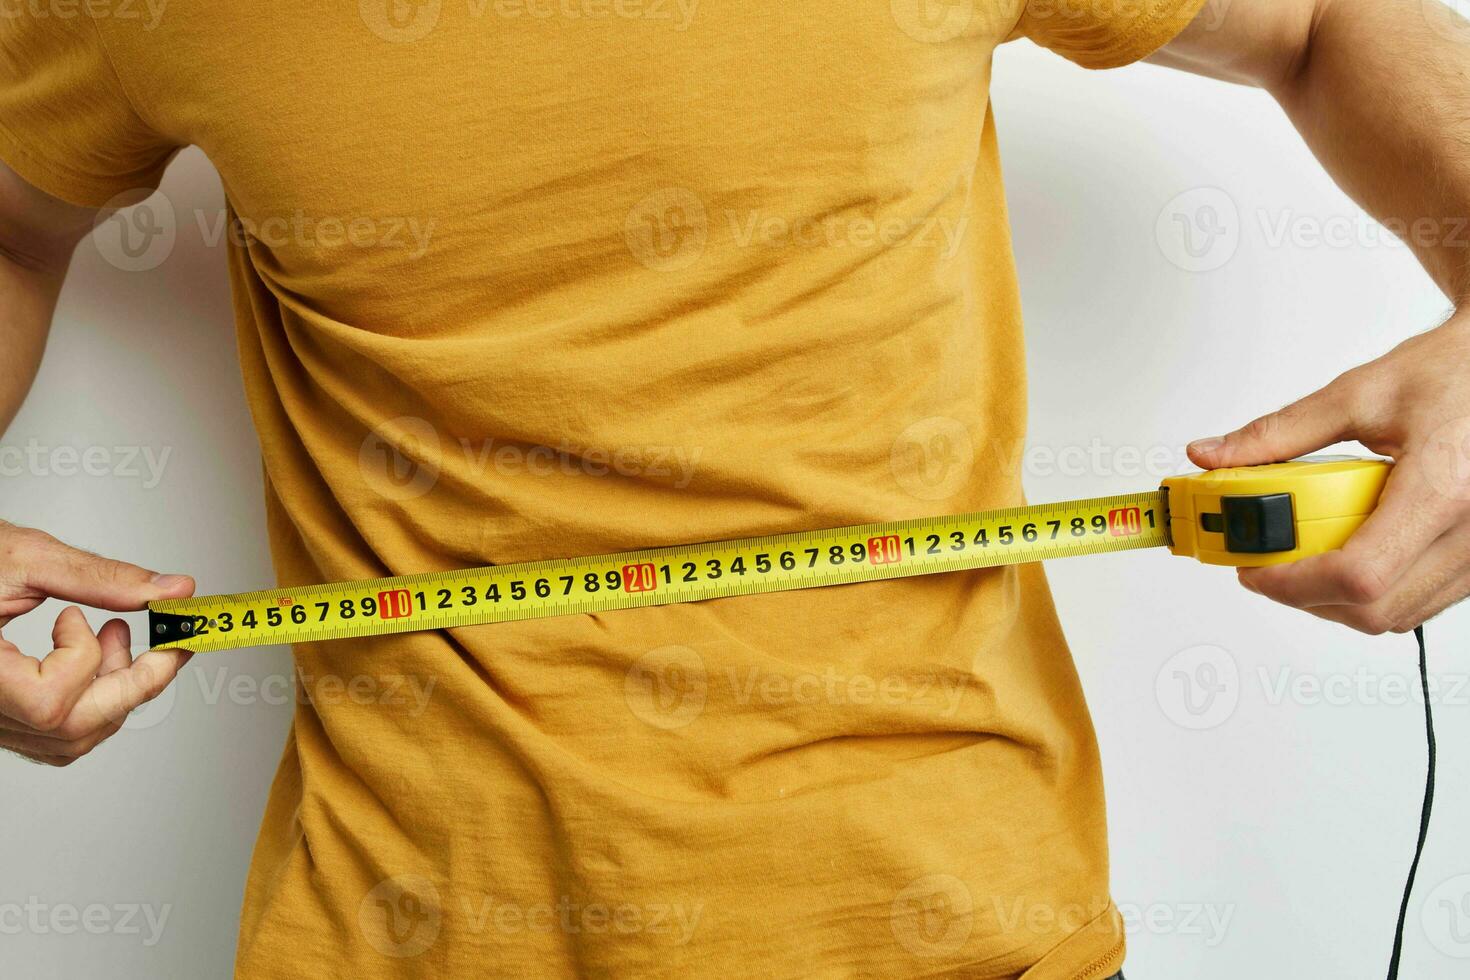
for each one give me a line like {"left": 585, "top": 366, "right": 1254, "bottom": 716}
{"left": 1154, "top": 0, "right": 1470, "bottom": 301}
{"left": 0, "top": 161, "right": 95, "bottom": 434}
{"left": 1153, "top": 0, "right": 1470, "bottom": 632}
{"left": 0, "top": 163, "right": 195, "bottom": 765}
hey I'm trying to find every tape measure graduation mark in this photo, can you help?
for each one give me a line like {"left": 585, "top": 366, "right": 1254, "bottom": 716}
{"left": 148, "top": 457, "right": 1391, "bottom": 654}
{"left": 147, "top": 453, "right": 1438, "bottom": 980}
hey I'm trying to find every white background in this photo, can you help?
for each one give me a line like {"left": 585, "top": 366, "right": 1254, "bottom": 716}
{"left": 3, "top": 20, "right": 1469, "bottom": 980}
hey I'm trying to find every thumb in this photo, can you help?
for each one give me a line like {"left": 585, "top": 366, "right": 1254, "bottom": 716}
{"left": 1187, "top": 384, "right": 1351, "bottom": 471}
{"left": 4, "top": 526, "right": 194, "bottom": 612}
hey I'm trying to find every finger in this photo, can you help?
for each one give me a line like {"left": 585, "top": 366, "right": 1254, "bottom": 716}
{"left": 97, "top": 619, "right": 135, "bottom": 677}
{"left": 1332, "top": 458, "right": 1452, "bottom": 590}
{"left": 1295, "top": 602, "right": 1393, "bottom": 635}
{"left": 1338, "top": 522, "right": 1470, "bottom": 634}
{"left": 1243, "top": 512, "right": 1470, "bottom": 632}
{"left": 1187, "top": 383, "right": 1352, "bottom": 470}
{"left": 1296, "top": 593, "right": 1454, "bottom": 635}
{"left": 0, "top": 720, "right": 121, "bottom": 761}
{"left": 1238, "top": 462, "right": 1448, "bottom": 607}
{"left": 0, "top": 709, "right": 52, "bottom": 734}
{"left": 1240, "top": 549, "right": 1397, "bottom": 611}
{"left": 0, "top": 700, "right": 123, "bottom": 740}
{"left": 0, "top": 607, "right": 102, "bottom": 731}
{"left": 0, "top": 616, "right": 139, "bottom": 734}
{"left": 3, "top": 526, "right": 194, "bottom": 612}
{"left": 1404, "top": 565, "right": 1470, "bottom": 631}
{"left": 2, "top": 747, "right": 76, "bottom": 768}
{"left": 65, "top": 648, "right": 192, "bottom": 732}
{"left": 0, "top": 594, "right": 44, "bottom": 627}
{"left": 46, "top": 604, "right": 105, "bottom": 689}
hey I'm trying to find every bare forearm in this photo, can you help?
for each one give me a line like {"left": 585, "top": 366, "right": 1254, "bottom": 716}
{"left": 1273, "top": 0, "right": 1470, "bottom": 303}
{"left": 0, "top": 259, "right": 61, "bottom": 436}
{"left": 0, "top": 162, "right": 100, "bottom": 436}
{"left": 1156, "top": 0, "right": 1470, "bottom": 303}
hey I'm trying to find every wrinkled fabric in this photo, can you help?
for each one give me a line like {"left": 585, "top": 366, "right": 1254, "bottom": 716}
{"left": 0, "top": 1, "right": 1205, "bottom": 976}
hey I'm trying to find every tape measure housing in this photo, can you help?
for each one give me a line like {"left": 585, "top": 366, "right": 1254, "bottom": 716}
{"left": 1163, "top": 457, "right": 1390, "bottom": 567}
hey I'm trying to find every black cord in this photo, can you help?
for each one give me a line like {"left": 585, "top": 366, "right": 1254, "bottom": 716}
{"left": 1387, "top": 625, "right": 1437, "bottom": 979}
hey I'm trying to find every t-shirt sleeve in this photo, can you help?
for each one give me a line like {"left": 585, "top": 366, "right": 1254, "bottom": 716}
{"left": 1009, "top": 0, "right": 1212, "bottom": 70}
{"left": 0, "top": 12, "right": 178, "bottom": 207}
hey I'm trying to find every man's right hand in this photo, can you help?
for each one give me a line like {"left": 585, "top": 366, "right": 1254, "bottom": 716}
{"left": 0, "top": 521, "right": 195, "bottom": 767}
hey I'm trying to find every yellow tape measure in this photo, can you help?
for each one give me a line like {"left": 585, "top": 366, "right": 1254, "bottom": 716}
{"left": 148, "top": 457, "right": 1391, "bottom": 654}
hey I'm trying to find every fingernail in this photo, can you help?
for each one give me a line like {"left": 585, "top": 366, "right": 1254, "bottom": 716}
{"left": 1189, "top": 437, "right": 1224, "bottom": 455}
{"left": 151, "top": 574, "right": 190, "bottom": 590}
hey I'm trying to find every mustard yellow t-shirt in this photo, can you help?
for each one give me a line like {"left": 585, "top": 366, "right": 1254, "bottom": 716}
{"left": 0, "top": 2, "right": 1205, "bottom": 976}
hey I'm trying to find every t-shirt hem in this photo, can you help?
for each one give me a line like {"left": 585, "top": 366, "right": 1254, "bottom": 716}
{"left": 1017, "top": 902, "right": 1127, "bottom": 980}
